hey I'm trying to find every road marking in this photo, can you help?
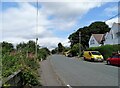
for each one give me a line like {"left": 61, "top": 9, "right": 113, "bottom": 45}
{"left": 67, "top": 84, "right": 72, "bottom": 88}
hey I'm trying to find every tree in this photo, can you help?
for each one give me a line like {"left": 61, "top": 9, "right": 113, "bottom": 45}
{"left": 42, "top": 47, "right": 50, "bottom": 55}
{"left": 70, "top": 43, "right": 83, "bottom": 56}
{"left": 38, "top": 47, "right": 50, "bottom": 60}
{"left": 16, "top": 40, "right": 38, "bottom": 54}
{"left": 68, "top": 21, "right": 110, "bottom": 49}
{"left": 51, "top": 48, "right": 58, "bottom": 54}
{"left": 16, "top": 42, "right": 27, "bottom": 51}
{"left": 1, "top": 41, "right": 14, "bottom": 54}
{"left": 58, "top": 43, "right": 64, "bottom": 53}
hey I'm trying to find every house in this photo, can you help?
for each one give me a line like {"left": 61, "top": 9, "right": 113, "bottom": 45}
{"left": 104, "top": 23, "right": 120, "bottom": 45}
{"left": 89, "top": 34, "right": 105, "bottom": 48}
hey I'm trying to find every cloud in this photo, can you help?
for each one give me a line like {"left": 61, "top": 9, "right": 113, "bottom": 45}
{"left": 38, "top": 37, "right": 70, "bottom": 50}
{"left": 1, "top": 1, "right": 108, "bottom": 49}
{"left": 1, "top": 2, "right": 71, "bottom": 49}
{"left": 2, "top": 3, "right": 50, "bottom": 37}
{"left": 40, "top": 2, "right": 105, "bottom": 30}
{"left": 1, "top": 0, "right": 119, "bottom": 2}
{"left": 106, "top": 17, "right": 119, "bottom": 27}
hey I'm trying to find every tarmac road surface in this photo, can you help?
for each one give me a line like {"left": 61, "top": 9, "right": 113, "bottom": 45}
{"left": 50, "top": 55, "right": 119, "bottom": 87}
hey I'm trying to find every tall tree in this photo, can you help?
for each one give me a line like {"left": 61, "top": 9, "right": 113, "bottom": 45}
{"left": 58, "top": 43, "right": 64, "bottom": 53}
{"left": 68, "top": 21, "right": 110, "bottom": 49}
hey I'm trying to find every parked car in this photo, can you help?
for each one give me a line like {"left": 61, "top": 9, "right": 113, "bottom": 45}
{"left": 107, "top": 54, "right": 120, "bottom": 66}
{"left": 83, "top": 51, "right": 104, "bottom": 62}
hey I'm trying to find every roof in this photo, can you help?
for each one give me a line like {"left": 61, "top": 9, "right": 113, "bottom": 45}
{"left": 115, "top": 23, "right": 120, "bottom": 25}
{"left": 92, "top": 34, "right": 104, "bottom": 43}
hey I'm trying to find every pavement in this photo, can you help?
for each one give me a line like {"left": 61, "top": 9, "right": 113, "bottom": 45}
{"left": 39, "top": 56, "right": 63, "bottom": 86}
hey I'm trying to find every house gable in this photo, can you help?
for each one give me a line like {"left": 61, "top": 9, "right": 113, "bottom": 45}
{"left": 104, "top": 23, "right": 120, "bottom": 45}
{"left": 89, "top": 35, "right": 100, "bottom": 48}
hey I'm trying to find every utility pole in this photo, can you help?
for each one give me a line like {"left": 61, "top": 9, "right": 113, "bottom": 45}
{"left": 35, "top": 38, "right": 38, "bottom": 60}
{"left": 35, "top": 0, "right": 38, "bottom": 61}
{"left": 79, "top": 31, "right": 81, "bottom": 57}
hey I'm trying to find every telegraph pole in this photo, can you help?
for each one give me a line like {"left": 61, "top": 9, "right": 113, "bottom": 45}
{"left": 35, "top": 38, "right": 38, "bottom": 60}
{"left": 35, "top": 0, "right": 38, "bottom": 61}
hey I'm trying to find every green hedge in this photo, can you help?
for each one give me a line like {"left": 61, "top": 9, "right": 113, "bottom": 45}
{"left": 87, "top": 44, "right": 120, "bottom": 60}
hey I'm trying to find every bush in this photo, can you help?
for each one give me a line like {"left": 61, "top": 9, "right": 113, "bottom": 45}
{"left": 2, "top": 52, "right": 40, "bottom": 86}
{"left": 70, "top": 43, "right": 83, "bottom": 56}
{"left": 87, "top": 44, "right": 120, "bottom": 60}
{"left": 21, "top": 69, "right": 39, "bottom": 86}
{"left": 38, "top": 48, "right": 50, "bottom": 61}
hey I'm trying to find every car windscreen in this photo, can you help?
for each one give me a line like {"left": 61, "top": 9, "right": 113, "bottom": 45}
{"left": 91, "top": 52, "right": 101, "bottom": 55}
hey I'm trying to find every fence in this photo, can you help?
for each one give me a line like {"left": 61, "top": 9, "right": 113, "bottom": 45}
{"left": 2, "top": 69, "right": 24, "bottom": 88}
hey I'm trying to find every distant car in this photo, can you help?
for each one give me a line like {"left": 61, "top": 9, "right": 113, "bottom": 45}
{"left": 107, "top": 54, "right": 120, "bottom": 66}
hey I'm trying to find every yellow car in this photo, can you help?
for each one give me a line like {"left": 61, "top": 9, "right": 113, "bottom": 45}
{"left": 83, "top": 51, "right": 104, "bottom": 62}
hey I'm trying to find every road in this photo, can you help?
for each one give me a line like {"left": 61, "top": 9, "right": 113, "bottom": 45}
{"left": 50, "top": 55, "right": 119, "bottom": 87}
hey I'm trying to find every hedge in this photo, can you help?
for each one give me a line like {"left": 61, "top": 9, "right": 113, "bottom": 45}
{"left": 87, "top": 44, "right": 120, "bottom": 60}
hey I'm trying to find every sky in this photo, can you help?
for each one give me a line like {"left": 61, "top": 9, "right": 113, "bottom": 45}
{"left": 0, "top": 0, "right": 119, "bottom": 50}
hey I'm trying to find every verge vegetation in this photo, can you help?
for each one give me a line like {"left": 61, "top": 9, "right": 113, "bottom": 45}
{"left": 1, "top": 41, "right": 50, "bottom": 86}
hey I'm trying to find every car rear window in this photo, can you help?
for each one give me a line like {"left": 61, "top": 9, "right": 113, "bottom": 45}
{"left": 112, "top": 55, "right": 120, "bottom": 58}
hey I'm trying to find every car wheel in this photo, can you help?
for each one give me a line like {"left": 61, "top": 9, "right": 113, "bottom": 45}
{"left": 91, "top": 58, "right": 94, "bottom": 62}
{"left": 107, "top": 61, "right": 111, "bottom": 65}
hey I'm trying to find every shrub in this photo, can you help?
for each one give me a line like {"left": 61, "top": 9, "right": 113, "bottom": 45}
{"left": 87, "top": 44, "right": 120, "bottom": 60}
{"left": 2, "top": 52, "right": 40, "bottom": 86}
{"left": 70, "top": 43, "right": 83, "bottom": 56}
{"left": 21, "top": 69, "right": 39, "bottom": 86}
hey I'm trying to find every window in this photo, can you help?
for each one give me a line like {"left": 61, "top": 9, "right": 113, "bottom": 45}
{"left": 112, "top": 55, "right": 119, "bottom": 58}
{"left": 91, "top": 52, "right": 101, "bottom": 55}
{"left": 90, "top": 39, "right": 95, "bottom": 45}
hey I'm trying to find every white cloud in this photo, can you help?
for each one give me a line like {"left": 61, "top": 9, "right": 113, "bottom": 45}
{"left": 38, "top": 37, "right": 70, "bottom": 49}
{"left": 1, "top": 3, "right": 49, "bottom": 44}
{"left": 1, "top": 2, "right": 71, "bottom": 49}
{"left": 106, "top": 17, "right": 119, "bottom": 27}
{"left": 40, "top": 2, "right": 105, "bottom": 30}
{"left": 1, "top": 0, "right": 119, "bottom": 2}
{"left": 1, "top": 1, "right": 108, "bottom": 49}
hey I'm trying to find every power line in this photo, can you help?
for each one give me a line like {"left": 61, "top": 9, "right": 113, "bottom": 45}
{"left": 105, "top": 13, "right": 120, "bottom": 22}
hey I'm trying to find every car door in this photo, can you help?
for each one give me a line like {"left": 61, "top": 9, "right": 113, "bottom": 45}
{"left": 118, "top": 55, "right": 120, "bottom": 65}
{"left": 111, "top": 55, "right": 119, "bottom": 65}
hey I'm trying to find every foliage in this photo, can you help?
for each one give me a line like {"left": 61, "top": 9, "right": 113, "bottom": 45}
{"left": 21, "top": 69, "right": 39, "bottom": 86}
{"left": 1, "top": 41, "right": 51, "bottom": 86}
{"left": 87, "top": 45, "right": 120, "bottom": 60}
{"left": 64, "top": 47, "right": 71, "bottom": 52}
{"left": 38, "top": 47, "right": 50, "bottom": 61}
{"left": 2, "top": 41, "right": 14, "bottom": 54}
{"left": 58, "top": 43, "right": 64, "bottom": 53}
{"left": 16, "top": 41, "right": 38, "bottom": 54}
{"left": 2, "top": 53, "right": 22, "bottom": 77}
{"left": 70, "top": 43, "right": 83, "bottom": 56}
{"left": 51, "top": 48, "right": 58, "bottom": 54}
{"left": 68, "top": 21, "right": 110, "bottom": 49}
